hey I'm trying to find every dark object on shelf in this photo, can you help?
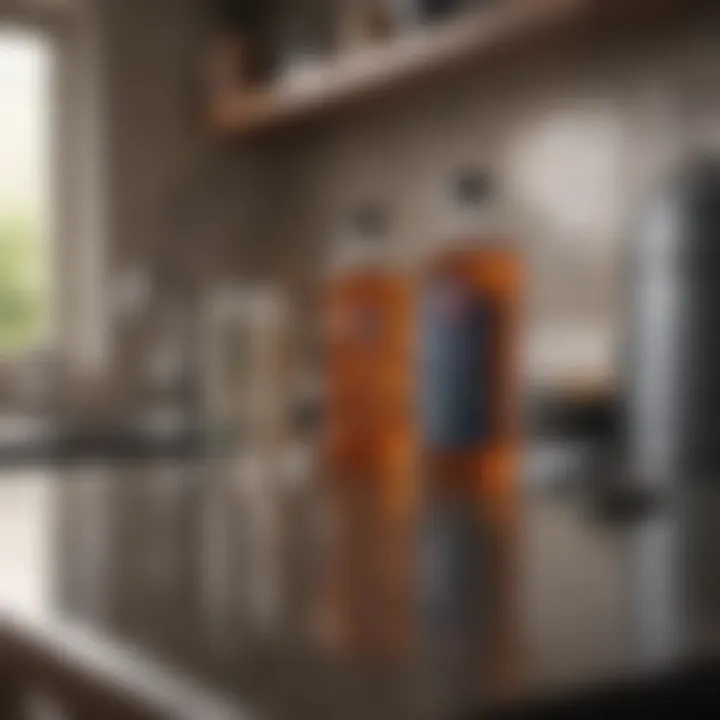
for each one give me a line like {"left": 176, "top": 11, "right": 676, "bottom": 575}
{"left": 419, "top": 0, "right": 498, "bottom": 22}
{"left": 337, "top": 0, "right": 398, "bottom": 49}
{"left": 275, "top": 0, "right": 339, "bottom": 73}
{"left": 212, "top": 0, "right": 268, "bottom": 27}
{"left": 626, "top": 155, "right": 720, "bottom": 484}
{"left": 209, "top": 0, "right": 283, "bottom": 82}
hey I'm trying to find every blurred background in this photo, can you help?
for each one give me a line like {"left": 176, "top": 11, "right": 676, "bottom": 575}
{"left": 0, "top": 0, "right": 714, "bottom": 468}
{"left": 0, "top": 0, "right": 719, "bottom": 718}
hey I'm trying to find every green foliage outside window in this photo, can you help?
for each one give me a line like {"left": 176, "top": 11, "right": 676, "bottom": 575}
{"left": 0, "top": 213, "right": 48, "bottom": 355}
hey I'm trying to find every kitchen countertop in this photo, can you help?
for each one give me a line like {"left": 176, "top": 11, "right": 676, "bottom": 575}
{"left": 1, "top": 461, "right": 719, "bottom": 718}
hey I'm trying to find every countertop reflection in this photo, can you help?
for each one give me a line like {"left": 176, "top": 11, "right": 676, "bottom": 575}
{"left": 1, "top": 461, "right": 719, "bottom": 718}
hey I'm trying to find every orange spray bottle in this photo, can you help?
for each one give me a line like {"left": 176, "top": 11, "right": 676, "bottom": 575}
{"left": 321, "top": 204, "right": 415, "bottom": 659}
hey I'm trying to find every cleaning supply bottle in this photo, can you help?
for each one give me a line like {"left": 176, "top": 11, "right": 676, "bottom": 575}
{"left": 320, "top": 204, "right": 415, "bottom": 660}
{"left": 417, "top": 169, "right": 522, "bottom": 698}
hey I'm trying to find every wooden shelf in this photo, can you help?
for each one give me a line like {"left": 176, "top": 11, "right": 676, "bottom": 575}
{"left": 209, "top": 0, "right": 696, "bottom": 138}
{"left": 210, "top": 0, "right": 597, "bottom": 138}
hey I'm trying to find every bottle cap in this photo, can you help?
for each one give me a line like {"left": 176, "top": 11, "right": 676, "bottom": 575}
{"left": 452, "top": 168, "right": 494, "bottom": 208}
{"left": 350, "top": 203, "right": 390, "bottom": 240}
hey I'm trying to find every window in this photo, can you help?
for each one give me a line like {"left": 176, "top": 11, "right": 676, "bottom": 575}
{"left": 0, "top": 29, "right": 53, "bottom": 356}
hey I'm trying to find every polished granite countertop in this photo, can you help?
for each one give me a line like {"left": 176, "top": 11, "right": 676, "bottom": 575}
{"left": 1, "top": 461, "right": 719, "bottom": 718}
